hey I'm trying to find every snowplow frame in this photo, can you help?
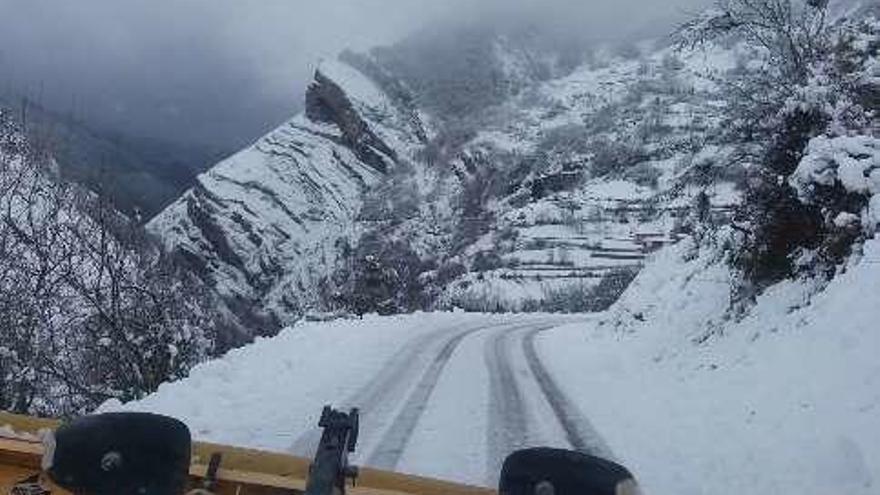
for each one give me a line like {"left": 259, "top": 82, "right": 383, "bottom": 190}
{"left": 0, "top": 411, "right": 495, "bottom": 495}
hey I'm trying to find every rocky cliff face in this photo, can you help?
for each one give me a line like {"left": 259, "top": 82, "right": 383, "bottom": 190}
{"left": 148, "top": 60, "right": 427, "bottom": 338}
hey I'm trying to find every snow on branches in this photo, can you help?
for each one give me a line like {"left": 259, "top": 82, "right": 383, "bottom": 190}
{"left": 0, "top": 111, "right": 217, "bottom": 415}
{"left": 676, "top": 0, "right": 830, "bottom": 82}
{"left": 680, "top": 2, "right": 878, "bottom": 289}
{"left": 791, "top": 135, "right": 880, "bottom": 231}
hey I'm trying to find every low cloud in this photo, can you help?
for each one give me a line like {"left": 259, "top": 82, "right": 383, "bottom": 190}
{"left": 0, "top": 0, "right": 708, "bottom": 148}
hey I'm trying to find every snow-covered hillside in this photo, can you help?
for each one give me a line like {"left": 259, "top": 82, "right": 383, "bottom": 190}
{"left": 425, "top": 41, "right": 743, "bottom": 311}
{"left": 540, "top": 234, "right": 880, "bottom": 495}
{"left": 148, "top": 60, "right": 427, "bottom": 335}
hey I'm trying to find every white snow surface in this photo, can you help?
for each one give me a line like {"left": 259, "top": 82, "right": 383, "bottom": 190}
{"left": 103, "top": 236, "right": 880, "bottom": 494}
{"left": 540, "top": 237, "right": 880, "bottom": 495}
{"left": 316, "top": 58, "right": 425, "bottom": 156}
{"left": 792, "top": 135, "right": 880, "bottom": 197}
{"left": 792, "top": 135, "right": 880, "bottom": 232}
{"left": 318, "top": 60, "right": 391, "bottom": 114}
{"left": 101, "top": 312, "right": 496, "bottom": 453}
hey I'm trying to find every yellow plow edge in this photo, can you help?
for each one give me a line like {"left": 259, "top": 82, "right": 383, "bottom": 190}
{"left": 0, "top": 411, "right": 495, "bottom": 495}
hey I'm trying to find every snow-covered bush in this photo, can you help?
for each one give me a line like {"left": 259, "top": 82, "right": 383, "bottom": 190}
{"left": 792, "top": 136, "right": 880, "bottom": 199}
{"left": 682, "top": 1, "right": 879, "bottom": 290}
{"left": 778, "top": 16, "right": 880, "bottom": 273}
{"left": 329, "top": 232, "right": 430, "bottom": 317}
{"left": 624, "top": 162, "right": 662, "bottom": 188}
{"left": 791, "top": 135, "right": 880, "bottom": 233}
{"left": 541, "top": 268, "right": 638, "bottom": 313}
{"left": 534, "top": 124, "right": 592, "bottom": 164}
{"left": 589, "top": 137, "right": 649, "bottom": 178}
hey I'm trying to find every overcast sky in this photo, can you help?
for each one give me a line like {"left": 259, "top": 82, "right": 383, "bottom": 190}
{"left": 0, "top": 0, "right": 708, "bottom": 149}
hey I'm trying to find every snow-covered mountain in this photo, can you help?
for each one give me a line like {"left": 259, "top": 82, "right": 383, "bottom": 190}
{"left": 149, "top": 31, "right": 746, "bottom": 336}
{"left": 148, "top": 60, "right": 428, "bottom": 334}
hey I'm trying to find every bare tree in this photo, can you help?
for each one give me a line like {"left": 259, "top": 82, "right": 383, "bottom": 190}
{"left": 678, "top": 0, "right": 829, "bottom": 83}
{"left": 0, "top": 111, "right": 217, "bottom": 415}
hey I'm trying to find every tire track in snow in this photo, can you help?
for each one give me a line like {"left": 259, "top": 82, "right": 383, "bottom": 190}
{"left": 289, "top": 318, "right": 511, "bottom": 458}
{"left": 484, "top": 322, "right": 560, "bottom": 480}
{"left": 523, "top": 326, "right": 615, "bottom": 460}
{"left": 365, "top": 328, "right": 481, "bottom": 469}
{"left": 368, "top": 320, "right": 557, "bottom": 470}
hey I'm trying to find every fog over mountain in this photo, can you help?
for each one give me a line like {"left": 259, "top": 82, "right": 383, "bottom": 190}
{"left": 0, "top": 0, "right": 707, "bottom": 148}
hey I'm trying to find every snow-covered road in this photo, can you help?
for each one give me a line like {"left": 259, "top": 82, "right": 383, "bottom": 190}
{"left": 482, "top": 322, "right": 613, "bottom": 479}
{"left": 104, "top": 313, "right": 603, "bottom": 487}
{"left": 293, "top": 316, "right": 608, "bottom": 485}
{"left": 99, "top": 238, "right": 880, "bottom": 495}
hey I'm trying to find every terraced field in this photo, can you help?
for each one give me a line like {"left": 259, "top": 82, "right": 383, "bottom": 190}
{"left": 444, "top": 181, "right": 736, "bottom": 312}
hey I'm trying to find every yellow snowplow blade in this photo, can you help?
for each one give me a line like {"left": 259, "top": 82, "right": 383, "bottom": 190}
{"left": 0, "top": 411, "right": 495, "bottom": 495}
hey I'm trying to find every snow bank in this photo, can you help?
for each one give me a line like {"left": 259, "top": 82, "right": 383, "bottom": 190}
{"left": 539, "top": 237, "right": 880, "bottom": 495}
